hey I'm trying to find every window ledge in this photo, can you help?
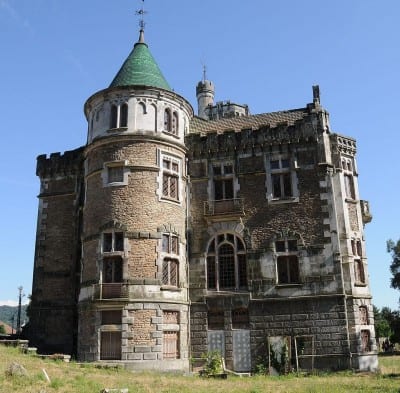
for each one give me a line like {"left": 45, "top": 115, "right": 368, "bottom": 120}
{"left": 162, "top": 130, "right": 180, "bottom": 139}
{"left": 268, "top": 197, "right": 299, "bottom": 205}
{"left": 107, "top": 127, "right": 128, "bottom": 133}
{"left": 354, "top": 282, "right": 367, "bottom": 287}
{"left": 105, "top": 182, "right": 127, "bottom": 187}
{"left": 276, "top": 283, "right": 302, "bottom": 288}
{"left": 161, "top": 285, "right": 181, "bottom": 292}
{"left": 161, "top": 196, "right": 181, "bottom": 204}
{"left": 345, "top": 198, "right": 358, "bottom": 204}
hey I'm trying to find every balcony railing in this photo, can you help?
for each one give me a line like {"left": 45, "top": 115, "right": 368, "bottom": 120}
{"left": 93, "top": 283, "right": 128, "bottom": 300}
{"left": 204, "top": 198, "right": 244, "bottom": 216}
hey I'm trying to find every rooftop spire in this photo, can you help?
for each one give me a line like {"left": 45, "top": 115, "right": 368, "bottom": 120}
{"left": 135, "top": 0, "right": 147, "bottom": 35}
{"left": 108, "top": 1, "right": 170, "bottom": 90}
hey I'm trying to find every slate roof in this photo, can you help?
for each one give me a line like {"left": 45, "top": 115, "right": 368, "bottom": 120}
{"left": 189, "top": 108, "right": 309, "bottom": 134}
{"left": 109, "top": 31, "right": 171, "bottom": 91}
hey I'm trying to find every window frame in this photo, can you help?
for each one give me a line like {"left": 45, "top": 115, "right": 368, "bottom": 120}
{"left": 109, "top": 102, "right": 129, "bottom": 130}
{"left": 266, "top": 154, "right": 298, "bottom": 204}
{"left": 206, "top": 233, "right": 247, "bottom": 291}
{"left": 212, "top": 162, "right": 235, "bottom": 201}
{"left": 102, "top": 160, "right": 129, "bottom": 187}
{"left": 102, "top": 231, "right": 124, "bottom": 253}
{"left": 159, "top": 153, "right": 181, "bottom": 203}
{"left": 275, "top": 239, "right": 300, "bottom": 285}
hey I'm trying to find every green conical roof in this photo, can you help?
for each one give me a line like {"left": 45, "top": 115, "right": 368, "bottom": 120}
{"left": 109, "top": 30, "right": 171, "bottom": 90}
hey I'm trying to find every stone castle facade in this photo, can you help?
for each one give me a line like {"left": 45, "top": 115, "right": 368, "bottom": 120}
{"left": 29, "top": 28, "right": 377, "bottom": 372}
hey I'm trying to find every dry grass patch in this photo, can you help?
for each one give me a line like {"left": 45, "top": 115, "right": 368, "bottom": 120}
{"left": 1, "top": 345, "right": 400, "bottom": 393}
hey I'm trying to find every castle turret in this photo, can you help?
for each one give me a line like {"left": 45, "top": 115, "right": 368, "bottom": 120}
{"left": 78, "top": 28, "right": 193, "bottom": 371}
{"left": 196, "top": 76, "right": 215, "bottom": 119}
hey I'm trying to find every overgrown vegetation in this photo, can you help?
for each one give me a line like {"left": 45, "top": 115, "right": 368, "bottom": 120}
{"left": 1, "top": 345, "right": 400, "bottom": 392}
{"left": 200, "top": 350, "right": 224, "bottom": 376}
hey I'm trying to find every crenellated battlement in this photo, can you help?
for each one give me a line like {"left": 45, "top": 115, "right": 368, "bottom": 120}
{"left": 36, "top": 146, "right": 84, "bottom": 178}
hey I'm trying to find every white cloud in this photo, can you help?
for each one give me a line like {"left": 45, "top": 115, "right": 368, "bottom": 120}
{"left": 0, "top": 300, "right": 18, "bottom": 307}
{"left": 0, "top": 299, "right": 29, "bottom": 307}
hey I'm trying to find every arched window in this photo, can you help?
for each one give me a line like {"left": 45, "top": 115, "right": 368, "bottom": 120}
{"left": 120, "top": 103, "right": 128, "bottom": 127}
{"left": 206, "top": 233, "right": 247, "bottom": 291}
{"left": 171, "top": 112, "right": 178, "bottom": 135}
{"left": 110, "top": 104, "right": 118, "bottom": 129}
{"left": 110, "top": 103, "right": 128, "bottom": 129}
{"left": 164, "top": 108, "right": 173, "bottom": 132}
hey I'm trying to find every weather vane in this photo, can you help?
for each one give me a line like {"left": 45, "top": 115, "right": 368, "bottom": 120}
{"left": 135, "top": 0, "right": 147, "bottom": 31}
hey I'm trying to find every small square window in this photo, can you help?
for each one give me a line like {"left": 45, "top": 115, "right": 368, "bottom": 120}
{"left": 108, "top": 166, "right": 124, "bottom": 183}
{"left": 270, "top": 160, "right": 280, "bottom": 170}
{"left": 275, "top": 241, "right": 285, "bottom": 252}
{"left": 281, "top": 159, "right": 290, "bottom": 168}
{"left": 224, "top": 164, "right": 233, "bottom": 174}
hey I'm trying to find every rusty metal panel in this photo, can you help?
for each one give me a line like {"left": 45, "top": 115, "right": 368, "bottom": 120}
{"left": 207, "top": 330, "right": 225, "bottom": 358}
{"left": 233, "top": 330, "right": 251, "bottom": 372}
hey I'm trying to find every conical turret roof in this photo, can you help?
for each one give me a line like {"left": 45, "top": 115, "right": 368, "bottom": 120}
{"left": 109, "top": 30, "right": 171, "bottom": 91}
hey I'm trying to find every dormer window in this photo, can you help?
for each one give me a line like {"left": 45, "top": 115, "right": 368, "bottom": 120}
{"left": 110, "top": 103, "right": 128, "bottom": 129}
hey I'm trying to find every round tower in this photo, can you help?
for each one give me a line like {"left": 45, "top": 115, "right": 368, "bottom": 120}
{"left": 196, "top": 75, "right": 215, "bottom": 119}
{"left": 78, "top": 28, "right": 193, "bottom": 371}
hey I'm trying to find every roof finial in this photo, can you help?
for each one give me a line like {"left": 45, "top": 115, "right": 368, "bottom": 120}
{"left": 135, "top": 0, "right": 147, "bottom": 42}
{"left": 202, "top": 64, "right": 207, "bottom": 83}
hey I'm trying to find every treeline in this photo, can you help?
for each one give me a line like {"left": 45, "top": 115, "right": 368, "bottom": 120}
{"left": 0, "top": 305, "right": 28, "bottom": 329}
{"left": 374, "top": 306, "right": 400, "bottom": 344}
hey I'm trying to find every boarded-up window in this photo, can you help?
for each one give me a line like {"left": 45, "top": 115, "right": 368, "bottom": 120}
{"left": 163, "top": 331, "right": 179, "bottom": 359}
{"left": 163, "top": 311, "right": 179, "bottom": 324}
{"left": 100, "top": 331, "right": 121, "bottom": 360}
{"left": 361, "top": 330, "right": 371, "bottom": 352}
{"left": 101, "top": 310, "right": 122, "bottom": 325}
{"left": 359, "top": 306, "right": 369, "bottom": 325}
{"left": 108, "top": 166, "right": 124, "bottom": 183}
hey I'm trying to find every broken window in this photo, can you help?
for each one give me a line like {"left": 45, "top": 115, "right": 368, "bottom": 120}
{"left": 232, "top": 308, "right": 249, "bottom": 329}
{"left": 103, "top": 257, "right": 123, "bottom": 283}
{"left": 344, "top": 174, "right": 355, "bottom": 199}
{"left": 213, "top": 163, "right": 234, "bottom": 200}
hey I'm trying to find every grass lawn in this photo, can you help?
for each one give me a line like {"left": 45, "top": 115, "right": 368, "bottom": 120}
{"left": 1, "top": 345, "right": 400, "bottom": 393}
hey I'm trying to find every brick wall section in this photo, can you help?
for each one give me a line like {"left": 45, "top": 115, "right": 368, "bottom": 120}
{"left": 30, "top": 148, "right": 84, "bottom": 355}
{"left": 130, "top": 310, "right": 156, "bottom": 346}
{"left": 128, "top": 239, "right": 157, "bottom": 279}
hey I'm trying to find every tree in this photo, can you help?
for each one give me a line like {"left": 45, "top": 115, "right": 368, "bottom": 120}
{"left": 0, "top": 324, "right": 5, "bottom": 334}
{"left": 374, "top": 306, "right": 393, "bottom": 339}
{"left": 387, "top": 239, "right": 400, "bottom": 290}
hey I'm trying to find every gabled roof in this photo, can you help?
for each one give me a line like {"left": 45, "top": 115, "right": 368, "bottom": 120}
{"left": 189, "top": 108, "right": 309, "bottom": 134}
{"left": 109, "top": 30, "right": 171, "bottom": 91}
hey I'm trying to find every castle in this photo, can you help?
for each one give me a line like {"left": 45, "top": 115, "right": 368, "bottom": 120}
{"left": 29, "top": 26, "right": 378, "bottom": 372}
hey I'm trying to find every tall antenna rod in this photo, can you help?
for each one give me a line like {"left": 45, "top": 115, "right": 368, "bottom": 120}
{"left": 202, "top": 64, "right": 207, "bottom": 83}
{"left": 135, "top": 0, "right": 147, "bottom": 31}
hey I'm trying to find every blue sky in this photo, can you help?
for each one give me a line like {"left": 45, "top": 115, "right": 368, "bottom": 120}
{"left": 0, "top": 0, "right": 399, "bottom": 309}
